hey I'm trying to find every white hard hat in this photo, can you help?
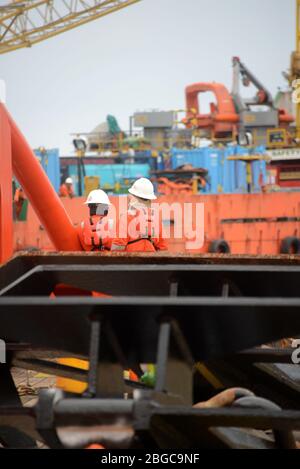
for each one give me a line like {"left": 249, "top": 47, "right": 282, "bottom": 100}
{"left": 84, "top": 189, "right": 111, "bottom": 205}
{"left": 65, "top": 177, "right": 73, "bottom": 184}
{"left": 128, "top": 178, "right": 157, "bottom": 200}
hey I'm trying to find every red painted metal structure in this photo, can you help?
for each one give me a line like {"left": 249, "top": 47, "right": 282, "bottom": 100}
{"left": 183, "top": 81, "right": 294, "bottom": 137}
{"left": 0, "top": 104, "right": 82, "bottom": 263}
{"left": 0, "top": 106, "right": 13, "bottom": 263}
{"left": 13, "top": 192, "right": 300, "bottom": 256}
{"left": 271, "top": 161, "right": 300, "bottom": 188}
{"left": 3, "top": 103, "right": 300, "bottom": 259}
{"left": 183, "top": 83, "right": 239, "bottom": 137}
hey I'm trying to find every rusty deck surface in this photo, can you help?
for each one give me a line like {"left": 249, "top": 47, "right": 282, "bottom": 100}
{"left": 11, "top": 367, "right": 56, "bottom": 407}
{"left": 9, "top": 367, "right": 55, "bottom": 448}
{"left": 8, "top": 251, "right": 300, "bottom": 266}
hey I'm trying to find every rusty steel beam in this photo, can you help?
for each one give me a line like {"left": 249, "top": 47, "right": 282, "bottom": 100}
{"left": 6, "top": 250, "right": 300, "bottom": 265}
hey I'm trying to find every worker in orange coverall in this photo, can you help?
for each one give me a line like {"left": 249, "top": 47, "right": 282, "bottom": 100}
{"left": 60, "top": 177, "right": 74, "bottom": 198}
{"left": 14, "top": 186, "right": 26, "bottom": 219}
{"left": 78, "top": 189, "right": 113, "bottom": 252}
{"left": 111, "top": 178, "right": 168, "bottom": 252}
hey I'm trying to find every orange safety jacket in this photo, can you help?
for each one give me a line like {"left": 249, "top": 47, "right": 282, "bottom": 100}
{"left": 78, "top": 215, "right": 112, "bottom": 252}
{"left": 60, "top": 184, "right": 74, "bottom": 198}
{"left": 112, "top": 208, "right": 168, "bottom": 252}
{"left": 14, "top": 188, "right": 26, "bottom": 218}
{"left": 14, "top": 187, "right": 25, "bottom": 203}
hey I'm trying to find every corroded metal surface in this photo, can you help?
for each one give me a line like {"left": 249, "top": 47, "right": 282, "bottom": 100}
{"left": 9, "top": 250, "right": 300, "bottom": 266}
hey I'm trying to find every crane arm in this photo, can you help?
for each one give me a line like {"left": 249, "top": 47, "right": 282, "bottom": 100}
{"left": 232, "top": 56, "right": 274, "bottom": 107}
{"left": 0, "top": 0, "right": 141, "bottom": 54}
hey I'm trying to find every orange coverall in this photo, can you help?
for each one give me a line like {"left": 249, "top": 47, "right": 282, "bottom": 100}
{"left": 112, "top": 207, "right": 168, "bottom": 252}
{"left": 14, "top": 187, "right": 26, "bottom": 219}
{"left": 78, "top": 215, "right": 112, "bottom": 252}
{"left": 59, "top": 183, "right": 74, "bottom": 198}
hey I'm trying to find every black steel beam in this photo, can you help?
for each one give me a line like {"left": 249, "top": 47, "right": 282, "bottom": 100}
{"left": 3, "top": 262, "right": 300, "bottom": 298}
{"left": 154, "top": 407, "right": 300, "bottom": 431}
{"left": 0, "top": 297, "right": 299, "bottom": 362}
{"left": 236, "top": 348, "right": 296, "bottom": 364}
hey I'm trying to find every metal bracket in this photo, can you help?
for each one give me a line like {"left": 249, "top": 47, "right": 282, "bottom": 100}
{"left": 36, "top": 389, "right": 64, "bottom": 449}
{"left": 85, "top": 317, "right": 126, "bottom": 398}
{"left": 155, "top": 319, "right": 194, "bottom": 405}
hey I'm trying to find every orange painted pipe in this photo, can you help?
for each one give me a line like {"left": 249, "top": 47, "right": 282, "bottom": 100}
{"left": 2, "top": 104, "right": 82, "bottom": 251}
{"left": 0, "top": 106, "right": 13, "bottom": 263}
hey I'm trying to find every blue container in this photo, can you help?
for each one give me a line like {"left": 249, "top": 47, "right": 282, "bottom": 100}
{"left": 171, "top": 148, "right": 205, "bottom": 169}
{"left": 34, "top": 148, "right": 60, "bottom": 193}
{"left": 234, "top": 145, "right": 267, "bottom": 192}
{"left": 68, "top": 163, "right": 150, "bottom": 195}
{"left": 223, "top": 146, "right": 236, "bottom": 193}
{"left": 170, "top": 145, "right": 267, "bottom": 194}
{"left": 156, "top": 152, "right": 166, "bottom": 171}
{"left": 171, "top": 147, "right": 223, "bottom": 193}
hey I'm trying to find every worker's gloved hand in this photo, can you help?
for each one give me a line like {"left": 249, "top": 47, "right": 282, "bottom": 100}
{"left": 140, "top": 364, "right": 156, "bottom": 387}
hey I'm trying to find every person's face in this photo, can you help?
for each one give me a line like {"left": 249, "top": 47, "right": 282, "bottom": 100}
{"left": 128, "top": 194, "right": 136, "bottom": 206}
{"left": 89, "top": 204, "right": 109, "bottom": 217}
{"left": 96, "top": 204, "right": 109, "bottom": 216}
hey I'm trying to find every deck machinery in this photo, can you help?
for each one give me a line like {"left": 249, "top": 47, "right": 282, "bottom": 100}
{"left": 183, "top": 57, "right": 294, "bottom": 146}
{"left": 1, "top": 252, "right": 300, "bottom": 449}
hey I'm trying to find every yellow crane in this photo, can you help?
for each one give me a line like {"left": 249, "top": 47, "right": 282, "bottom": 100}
{"left": 0, "top": 0, "right": 141, "bottom": 54}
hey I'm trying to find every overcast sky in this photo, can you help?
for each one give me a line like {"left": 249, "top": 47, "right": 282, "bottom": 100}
{"left": 0, "top": 0, "right": 295, "bottom": 154}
